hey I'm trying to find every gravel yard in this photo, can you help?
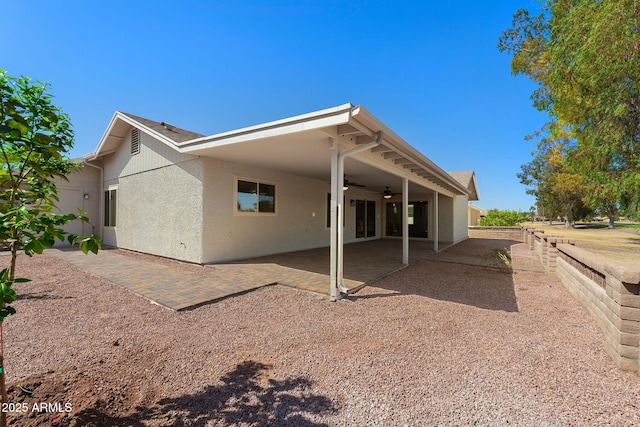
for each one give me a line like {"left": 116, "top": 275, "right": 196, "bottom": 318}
{"left": 3, "top": 243, "right": 640, "bottom": 426}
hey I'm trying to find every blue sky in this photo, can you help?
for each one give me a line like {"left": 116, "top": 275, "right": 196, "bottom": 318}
{"left": 5, "top": 0, "right": 545, "bottom": 211}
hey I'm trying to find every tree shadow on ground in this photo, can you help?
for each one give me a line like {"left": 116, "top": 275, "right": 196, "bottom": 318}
{"left": 73, "top": 360, "right": 337, "bottom": 426}
{"left": 18, "top": 290, "right": 74, "bottom": 300}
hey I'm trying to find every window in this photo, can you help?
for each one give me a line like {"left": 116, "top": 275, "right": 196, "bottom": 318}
{"left": 131, "top": 128, "right": 140, "bottom": 155}
{"left": 104, "top": 188, "right": 117, "bottom": 226}
{"left": 236, "top": 179, "right": 275, "bottom": 214}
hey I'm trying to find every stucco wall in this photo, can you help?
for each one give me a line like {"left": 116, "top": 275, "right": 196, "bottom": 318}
{"left": 201, "top": 157, "right": 382, "bottom": 263}
{"left": 437, "top": 193, "right": 454, "bottom": 243}
{"left": 452, "top": 195, "right": 469, "bottom": 244}
{"left": 115, "top": 158, "right": 204, "bottom": 262}
{"left": 98, "top": 126, "right": 204, "bottom": 262}
{"left": 54, "top": 163, "right": 101, "bottom": 243}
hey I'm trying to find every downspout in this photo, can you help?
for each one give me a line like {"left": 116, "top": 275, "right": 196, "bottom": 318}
{"left": 81, "top": 156, "right": 104, "bottom": 238}
{"left": 331, "top": 130, "right": 384, "bottom": 298}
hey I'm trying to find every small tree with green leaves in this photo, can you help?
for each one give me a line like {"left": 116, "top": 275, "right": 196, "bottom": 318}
{"left": 0, "top": 70, "right": 101, "bottom": 426}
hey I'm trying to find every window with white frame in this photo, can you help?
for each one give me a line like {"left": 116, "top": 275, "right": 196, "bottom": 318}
{"left": 236, "top": 179, "right": 276, "bottom": 214}
{"left": 104, "top": 188, "right": 117, "bottom": 226}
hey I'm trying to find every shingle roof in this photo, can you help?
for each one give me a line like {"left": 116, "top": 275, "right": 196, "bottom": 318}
{"left": 120, "top": 112, "right": 205, "bottom": 143}
{"left": 448, "top": 170, "right": 479, "bottom": 201}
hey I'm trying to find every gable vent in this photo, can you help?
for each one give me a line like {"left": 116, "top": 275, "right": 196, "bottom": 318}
{"left": 131, "top": 128, "right": 140, "bottom": 155}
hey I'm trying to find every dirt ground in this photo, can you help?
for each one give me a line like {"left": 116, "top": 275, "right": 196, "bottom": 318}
{"left": 525, "top": 221, "right": 640, "bottom": 265}
{"left": 2, "top": 244, "right": 640, "bottom": 426}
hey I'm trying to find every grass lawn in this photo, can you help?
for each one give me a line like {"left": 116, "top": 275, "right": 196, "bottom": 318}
{"left": 524, "top": 220, "right": 640, "bottom": 265}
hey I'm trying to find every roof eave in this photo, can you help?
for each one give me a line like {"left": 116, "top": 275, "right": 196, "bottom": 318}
{"left": 92, "top": 111, "right": 180, "bottom": 159}
{"left": 350, "top": 105, "right": 470, "bottom": 196}
{"left": 179, "top": 103, "right": 355, "bottom": 152}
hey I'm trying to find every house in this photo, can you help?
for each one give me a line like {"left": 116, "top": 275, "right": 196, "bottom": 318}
{"left": 467, "top": 204, "right": 485, "bottom": 226}
{"left": 59, "top": 103, "right": 479, "bottom": 298}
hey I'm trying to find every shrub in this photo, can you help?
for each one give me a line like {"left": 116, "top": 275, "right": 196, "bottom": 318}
{"left": 479, "top": 209, "right": 528, "bottom": 226}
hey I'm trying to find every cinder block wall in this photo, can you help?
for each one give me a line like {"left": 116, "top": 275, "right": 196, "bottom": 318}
{"left": 467, "top": 226, "right": 523, "bottom": 241}
{"left": 556, "top": 244, "right": 640, "bottom": 373}
{"left": 522, "top": 226, "right": 640, "bottom": 374}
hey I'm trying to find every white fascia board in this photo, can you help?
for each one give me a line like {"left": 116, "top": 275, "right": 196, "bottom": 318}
{"left": 469, "top": 172, "right": 480, "bottom": 201}
{"left": 350, "top": 105, "right": 470, "bottom": 196}
{"left": 92, "top": 111, "right": 179, "bottom": 159}
{"left": 178, "top": 103, "right": 353, "bottom": 153}
{"left": 91, "top": 111, "right": 122, "bottom": 160}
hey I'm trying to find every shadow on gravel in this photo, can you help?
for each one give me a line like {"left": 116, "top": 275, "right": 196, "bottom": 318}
{"left": 357, "top": 260, "right": 520, "bottom": 312}
{"left": 72, "top": 360, "right": 337, "bottom": 426}
{"left": 18, "top": 290, "right": 74, "bottom": 301}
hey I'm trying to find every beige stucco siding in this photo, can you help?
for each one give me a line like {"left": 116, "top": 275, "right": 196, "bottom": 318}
{"left": 201, "top": 157, "right": 381, "bottom": 263}
{"left": 99, "top": 126, "right": 204, "bottom": 262}
{"left": 435, "top": 194, "right": 469, "bottom": 244}
{"left": 452, "top": 195, "right": 470, "bottom": 244}
{"left": 103, "top": 127, "right": 198, "bottom": 183}
{"left": 53, "top": 164, "right": 101, "bottom": 244}
{"left": 115, "top": 158, "right": 204, "bottom": 262}
{"left": 437, "top": 193, "right": 454, "bottom": 243}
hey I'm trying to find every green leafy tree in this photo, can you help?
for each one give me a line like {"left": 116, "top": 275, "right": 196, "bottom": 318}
{"left": 517, "top": 123, "right": 592, "bottom": 227}
{"left": 499, "top": 0, "right": 640, "bottom": 228}
{"left": 0, "top": 70, "right": 101, "bottom": 426}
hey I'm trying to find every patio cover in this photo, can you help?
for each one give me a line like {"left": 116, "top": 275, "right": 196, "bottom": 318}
{"left": 90, "top": 103, "right": 472, "bottom": 299}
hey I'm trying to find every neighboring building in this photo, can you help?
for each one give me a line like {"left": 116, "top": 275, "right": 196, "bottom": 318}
{"left": 467, "top": 204, "right": 485, "bottom": 226}
{"left": 57, "top": 104, "right": 479, "bottom": 294}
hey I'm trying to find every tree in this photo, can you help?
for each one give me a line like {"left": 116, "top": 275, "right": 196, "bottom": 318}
{"left": 499, "top": 0, "right": 640, "bottom": 228}
{"left": 0, "top": 70, "right": 101, "bottom": 426}
{"left": 517, "top": 122, "right": 593, "bottom": 227}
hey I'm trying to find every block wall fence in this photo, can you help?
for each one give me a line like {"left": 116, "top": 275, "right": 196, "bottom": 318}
{"left": 467, "top": 226, "right": 523, "bottom": 241}
{"left": 522, "top": 227, "right": 640, "bottom": 374}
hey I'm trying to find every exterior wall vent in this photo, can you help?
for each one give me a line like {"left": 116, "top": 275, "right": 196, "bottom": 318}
{"left": 131, "top": 128, "right": 140, "bottom": 155}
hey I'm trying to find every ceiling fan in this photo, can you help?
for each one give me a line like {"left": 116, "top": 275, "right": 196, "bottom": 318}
{"left": 327, "top": 175, "right": 365, "bottom": 190}
{"left": 383, "top": 186, "right": 396, "bottom": 199}
{"left": 343, "top": 175, "right": 365, "bottom": 190}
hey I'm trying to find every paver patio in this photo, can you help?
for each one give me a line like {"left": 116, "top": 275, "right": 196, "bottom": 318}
{"left": 50, "top": 238, "right": 528, "bottom": 310}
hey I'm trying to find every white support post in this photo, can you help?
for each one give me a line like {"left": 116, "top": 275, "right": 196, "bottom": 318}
{"left": 329, "top": 142, "right": 340, "bottom": 300}
{"left": 337, "top": 152, "right": 345, "bottom": 291}
{"left": 328, "top": 131, "right": 384, "bottom": 299}
{"left": 433, "top": 190, "right": 439, "bottom": 252}
{"left": 402, "top": 177, "right": 409, "bottom": 265}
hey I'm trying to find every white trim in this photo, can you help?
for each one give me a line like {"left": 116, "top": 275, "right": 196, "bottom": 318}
{"left": 179, "top": 103, "right": 354, "bottom": 148}
{"left": 181, "top": 109, "right": 353, "bottom": 153}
